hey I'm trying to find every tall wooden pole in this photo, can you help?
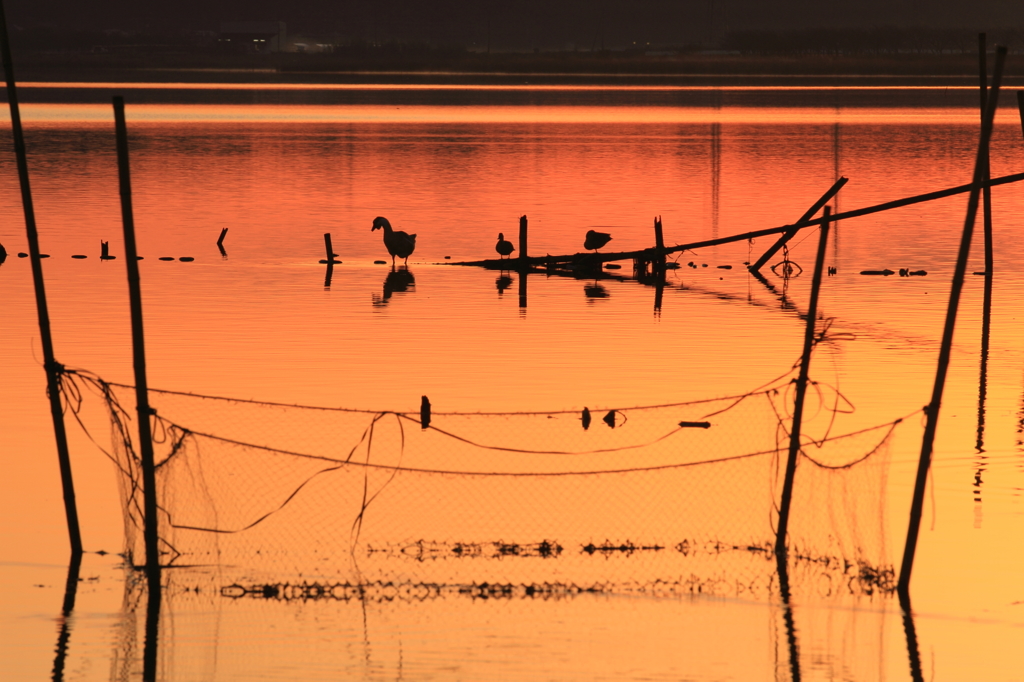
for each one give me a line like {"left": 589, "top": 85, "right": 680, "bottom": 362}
{"left": 0, "top": 0, "right": 82, "bottom": 556}
{"left": 113, "top": 97, "right": 161, "bottom": 589}
{"left": 979, "top": 34, "right": 994, "bottom": 284}
{"left": 775, "top": 207, "right": 831, "bottom": 557}
{"left": 976, "top": 33, "right": 994, "bottom": 458}
{"left": 898, "top": 47, "right": 1007, "bottom": 595}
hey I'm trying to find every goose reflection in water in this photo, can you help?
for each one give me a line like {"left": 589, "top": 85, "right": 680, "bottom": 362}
{"left": 584, "top": 282, "right": 610, "bottom": 300}
{"left": 372, "top": 266, "right": 415, "bottom": 307}
{"left": 496, "top": 273, "right": 514, "bottom": 295}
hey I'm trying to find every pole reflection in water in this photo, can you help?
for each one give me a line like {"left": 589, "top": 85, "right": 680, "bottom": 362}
{"left": 324, "top": 261, "right": 334, "bottom": 289}
{"left": 109, "top": 570, "right": 163, "bottom": 682}
{"left": 50, "top": 553, "right": 81, "bottom": 682}
{"left": 653, "top": 273, "right": 664, "bottom": 316}
{"left": 143, "top": 582, "right": 161, "bottom": 682}
{"left": 518, "top": 270, "right": 527, "bottom": 310}
{"left": 710, "top": 122, "right": 721, "bottom": 239}
{"left": 774, "top": 554, "right": 802, "bottom": 682}
{"left": 832, "top": 122, "right": 841, "bottom": 263}
{"left": 900, "top": 593, "right": 926, "bottom": 682}
{"left": 974, "top": 264, "right": 991, "bottom": 527}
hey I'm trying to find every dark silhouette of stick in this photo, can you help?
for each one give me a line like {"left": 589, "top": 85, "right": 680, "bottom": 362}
{"left": 113, "top": 95, "right": 161, "bottom": 592}
{"left": 0, "top": 0, "right": 82, "bottom": 557}
{"left": 898, "top": 46, "right": 1007, "bottom": 596}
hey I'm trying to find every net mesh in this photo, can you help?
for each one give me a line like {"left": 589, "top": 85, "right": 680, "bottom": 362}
{"left": 61, "top": 361, "right": 911, "bottom": 597}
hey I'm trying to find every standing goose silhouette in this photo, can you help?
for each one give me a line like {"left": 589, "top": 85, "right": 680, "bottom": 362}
{"left": 495, "top": 233, "right": 515, "bottom": 259}
{"left": 372, "top": 216, "right": 416, "bottom": 266}
{"left": 584, "top": 230, "right": 612, "bottom": 252}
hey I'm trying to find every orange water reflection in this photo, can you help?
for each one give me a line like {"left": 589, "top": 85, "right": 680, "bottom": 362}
{"left": 7, "top": 102, "right": 1024, "bottom": 125}
{"left": 2, "top": 100, "right": 1024, "bottom": 680}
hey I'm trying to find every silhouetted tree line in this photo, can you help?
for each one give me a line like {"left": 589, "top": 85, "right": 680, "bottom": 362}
{"left": 722, "top": 27, "right": 1024, "bottom": 55}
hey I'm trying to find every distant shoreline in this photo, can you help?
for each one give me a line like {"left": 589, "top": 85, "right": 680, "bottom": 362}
{"left": 10, "top": 51, "right": 1022, "bottom": 88}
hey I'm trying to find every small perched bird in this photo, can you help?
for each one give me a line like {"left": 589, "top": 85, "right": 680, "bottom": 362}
{"left": 495, "top": 233, "right": 515, "bottom": 258}
{"left": 371, "top": 216, "right": 416, "bottom": 266}
{"left": 584, "top": 230, "right": 612, "bottom": 252}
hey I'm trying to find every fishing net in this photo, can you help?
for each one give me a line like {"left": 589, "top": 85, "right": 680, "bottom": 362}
{"left": 61, "top": 362, "right": 912, "bottom": 598}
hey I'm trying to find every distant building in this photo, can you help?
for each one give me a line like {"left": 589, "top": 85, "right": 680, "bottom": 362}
{"left": 218, "top": 22, "right": 286, "bottom": 53}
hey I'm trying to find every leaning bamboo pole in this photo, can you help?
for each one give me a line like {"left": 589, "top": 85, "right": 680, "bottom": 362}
{"left": 775, "top": 208, "right": 831, "bottom": 559}
{"left": 0, "top": 0, "right": 82, "bottom": 556}
{"left": 897, "top": 46, "right": 1007, "bottom": 596}
{"left": 449, "top": 172, "right": 1024, "bottom": 271}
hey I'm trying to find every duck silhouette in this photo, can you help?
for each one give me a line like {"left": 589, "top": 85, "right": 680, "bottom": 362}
{"left": 372, "top": 216, "right": 416, "bottom": 266}
{"left": 584, "top": 230, "right": 612, "bottom": 252}
{"left": 495, "top": 233, "right": 515, "bottom": 259}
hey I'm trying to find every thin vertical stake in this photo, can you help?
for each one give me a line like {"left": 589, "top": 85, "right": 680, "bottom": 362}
{"left": 775, "top": 207, "right": 831, "bottom": 558}
{"left": 518, "top": 214, "right": 528, "bottom": 308}
{"left": 113, "top": 96, "right": 161, "bottom": 588}
{"left": 898, "top": 47, "right": 1007, "bottom": 595}
{"left": 518, "top": 215, "right": 528, "bottom": 267}
{"left": 324, "top": 232, "right": 335, "bottom": 261}
{"left": 0, "top": 0, "right": 82, "bottom": 556}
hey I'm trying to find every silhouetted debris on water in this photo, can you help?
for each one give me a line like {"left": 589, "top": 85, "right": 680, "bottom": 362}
{"left": 367, "top": 539, "right": 564, "bottom": 561}
{"left": 582, "top": 540, "right": 665, "bottom": 556}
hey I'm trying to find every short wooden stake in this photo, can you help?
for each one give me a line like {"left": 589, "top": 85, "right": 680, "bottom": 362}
{"left": 0, "top": 0, "right": 82, "bottom": 557}
{"left": 324, "top": 232, "right": 336, "bottom": 262}
{"left": 217, "top": 228, "right": 228, "bottom": 257}
{"left": 113, "top": 96, "right": 161, "bottom": 590}
{"left": 518, "top": 215, "right": 528, "bottom": 268}
{"left": 898, "top": 46, "right": 1007, "bottom": 595}
{"left": 775, "top": 207, "right": 831, "bottom": 558}
{"left": 420, "top": 396, "right": 431, "bottom": 429}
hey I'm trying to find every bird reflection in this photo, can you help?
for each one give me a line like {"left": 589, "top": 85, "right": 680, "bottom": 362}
{"left": 372, "top": 266, "right": 415, "bottom": 307}
{"left": 584, "top": 281, "right": 609, "bottom": 300}
{"left": 496, "top": 272, "right": 514, "bottom": 295}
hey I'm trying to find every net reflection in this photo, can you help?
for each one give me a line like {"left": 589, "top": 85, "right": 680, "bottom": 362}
{"left": 101, "top": 558, "right": 921, "bottom": 682}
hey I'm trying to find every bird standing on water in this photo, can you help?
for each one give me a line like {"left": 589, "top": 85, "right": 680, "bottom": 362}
{"left": 372, "top": 216, "right": 416, "bottom": 266}
{"left": 495, "top": 233, "right": 515, "bottom": 259}
{"left": 584, "top": 230, "right": 612, "bottom": 252}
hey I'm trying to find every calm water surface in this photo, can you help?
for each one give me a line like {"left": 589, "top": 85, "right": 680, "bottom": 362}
{"left": 2, "top": 85, "right": 1024, "bottom": 681}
